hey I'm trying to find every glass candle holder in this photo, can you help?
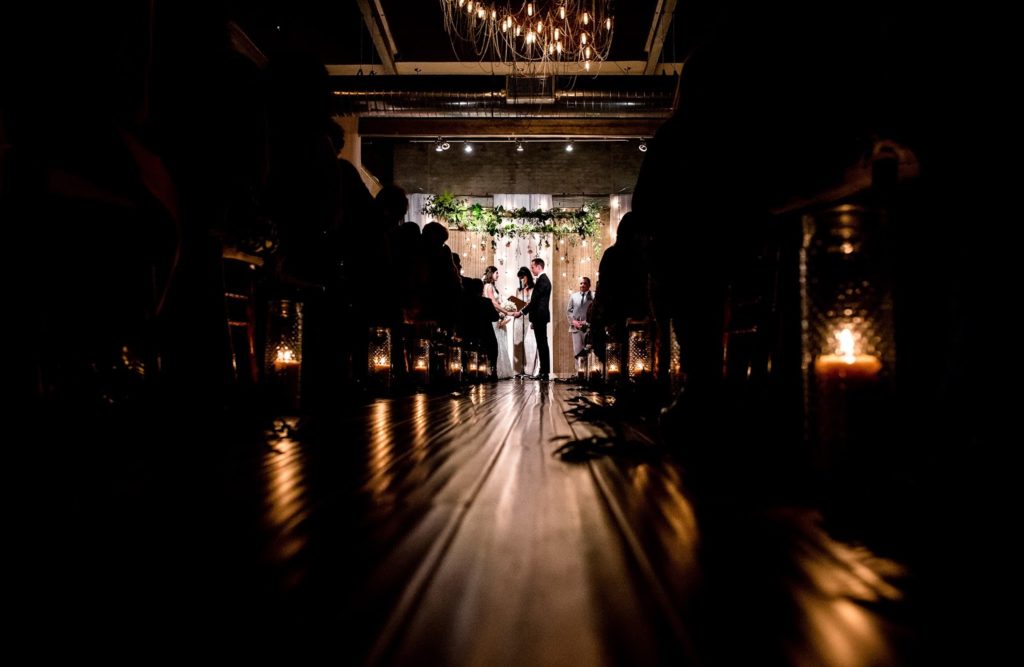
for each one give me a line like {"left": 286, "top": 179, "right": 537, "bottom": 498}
{"left": 669, "top": 318, "right": 683, "bottom": 395}
{"left": 265, "top": 299, "right": 303, "bottom": 409}
{"left": 431, "top": 328, "right": 449, "bottom": 382}
{"left": 627, "top": 319, "right": 652, "bottom": 380}
{"left": 448, "top": 339, "right": 464, "bottom": 383}
{"left": 410, "top": 338, "right": 431, "bottom": 386}
{"left": 605, "top": 335, "right": 622, "bottom": 384}
{"left": 368, "top": 326, "right": 392, "bottom": 389}
{"left": 587, "top": 349, "right": 603, "bottom": 384}
{"left": 801, "top": 204, "right": 894, "bottom": 468}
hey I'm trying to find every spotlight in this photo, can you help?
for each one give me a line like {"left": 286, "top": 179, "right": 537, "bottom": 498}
{"left": 638, "top": 140, "right": 648, "bottom": 152}
{"left": 442, "top": 141, "right": 451, "bottom": 151}
{"left": 435, "top": 141, "right": 444, "bottom": 152}
{"left": 516, "top": 142, "right": 524, "bottom": 152}
{"left": 464, "top": 143, "right": 473, "bottom": 153}
{"left": 565, "top": 141, "right": 574, "bottom": 152}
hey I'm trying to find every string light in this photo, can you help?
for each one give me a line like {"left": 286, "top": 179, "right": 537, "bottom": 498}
{"left": 440, "top": 1, "right": 614, "bottom": 74}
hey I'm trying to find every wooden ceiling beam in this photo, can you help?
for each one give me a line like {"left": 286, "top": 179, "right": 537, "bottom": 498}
{"left": 644, "top": 0, "right": 679, "bottom": 75}
{"left": 355, "top": 0, "right": 398, "bottom": 75}
{"left": 358, "top": 117, "right": 664, "bottom": 138}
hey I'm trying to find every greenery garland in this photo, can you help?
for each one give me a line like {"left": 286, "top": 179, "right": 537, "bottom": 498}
{"left": 422, "top": 192, "right": 604, "bottom": 257}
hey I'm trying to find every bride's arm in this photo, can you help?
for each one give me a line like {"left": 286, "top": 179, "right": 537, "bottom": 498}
{"left": 484, "top": 283, "right": 504, "bottom": 313}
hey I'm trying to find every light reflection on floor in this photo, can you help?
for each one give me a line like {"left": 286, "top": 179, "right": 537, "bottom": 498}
{"left": 365, "top": 400, "right": 395, "bottom": 502}
{"left": 263, "top": 419, "right": 309, "bottom": 564}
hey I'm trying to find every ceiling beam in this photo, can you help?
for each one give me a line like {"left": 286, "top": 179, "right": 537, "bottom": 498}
{"left": 358, "top": 118, "right": 663, "bottom": 139}
{"left": 327, "top": 60, "right": 683, "bottom": 77}
{"left": 355, "top": 0, "right": 397, "bottom": 75}
{"left": 644, "top": 0, "right": 678, "bottom": 75}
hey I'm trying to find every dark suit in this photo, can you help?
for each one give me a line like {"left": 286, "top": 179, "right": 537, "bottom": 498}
{"left": 522, "top": 272, "right": 551, "bottom": 376}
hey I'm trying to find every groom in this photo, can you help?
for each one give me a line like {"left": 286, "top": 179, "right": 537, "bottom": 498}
{"left": 515, "top": 257, "right": 551, "bottom": 381}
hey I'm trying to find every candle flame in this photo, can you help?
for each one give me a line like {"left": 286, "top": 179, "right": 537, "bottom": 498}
{"left": 836, "top": 328, "right": 856, "bottom": 361}
{"left": 275, "top": 347, "right": 297, "bottom": 364}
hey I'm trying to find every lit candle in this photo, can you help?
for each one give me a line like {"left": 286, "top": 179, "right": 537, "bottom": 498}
{"left": 813, "top": 328, "right": 881, "bottom": 381}
{"left": 273, "top": 347, "right": 300, "bottom": 370}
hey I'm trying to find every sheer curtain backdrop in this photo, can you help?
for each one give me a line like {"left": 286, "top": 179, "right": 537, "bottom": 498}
{"left": 493, "top": 194, "right": 553, "bottom": 374}
{"left": 408, "top": 193, "right": 432, "bottom": 228}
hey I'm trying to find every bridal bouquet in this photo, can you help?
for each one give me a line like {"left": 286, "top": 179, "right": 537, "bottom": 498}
{"left": 498, "top": 300, "right": 517, "bottom": 328}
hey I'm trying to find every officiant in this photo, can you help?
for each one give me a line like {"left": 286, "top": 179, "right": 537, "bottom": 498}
{"left": 567, "top": 277, "right": 594, "bottom": 373}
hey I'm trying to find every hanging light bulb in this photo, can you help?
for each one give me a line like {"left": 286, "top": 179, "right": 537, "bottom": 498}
{"left": 441, "top": 1, "right": 614, "bottom": 73}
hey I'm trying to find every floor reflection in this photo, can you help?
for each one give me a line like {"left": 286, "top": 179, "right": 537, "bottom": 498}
{"left": 263, "top": 420, "right": 309, "bottom": 563}
{"left": 365, "top": 399, "right": 395, "bottom": 502}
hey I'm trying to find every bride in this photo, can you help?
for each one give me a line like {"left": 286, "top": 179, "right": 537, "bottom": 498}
{"left": 483, "top": 266, "right": 514, "bottom": 379}
{"left": 511, "top": 266, "right": 538, "bottom": 377}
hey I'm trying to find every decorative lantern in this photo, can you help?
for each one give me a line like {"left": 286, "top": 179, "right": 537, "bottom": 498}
{"left": 587, "top": 348, "right": 603, "bottom": 384}
{"left": 801, "top": 204, "right": 894, "bottom": 465}
{"left": 265, "top": 299, "right": 303, "bottom": 409}
{"left": 476, "top": 352, "right": 490, "bottom": 380}
{"left": 448, "top": 338, "right": 464, "bottom": 383}
{"left": 410, "top": 338, "right": 431, "bottom": 386}
{"left": 627, "top": 319, "right": 652, "bottom": 380}
{"left": 431, "top": 328, "right": 449, "bottom": 382}
{"left": 604, "top": 330, "right": 622, "bottom": 384}
{"left": 368, "top": 326, "right": 392, "bottom": 389}
{"left": 669, "top": 319, "right": 683, "bottom": 395}
{"left": 467, "top": 350, "right": 479, "bottom": 381}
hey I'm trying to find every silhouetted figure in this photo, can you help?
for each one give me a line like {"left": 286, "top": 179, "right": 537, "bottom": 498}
{"left": 589, "top": 212, "right": 649, "bottom": 363}
{"left": 419, "top": 221, "right": 462, "bottom": 328}
{"left": 264, "top": 51, "right": 342, "bottom": 410}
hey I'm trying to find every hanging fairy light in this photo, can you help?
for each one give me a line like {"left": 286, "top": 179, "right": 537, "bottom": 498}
{"left": 439, "top": 1, "right": 614, "bottom": 73}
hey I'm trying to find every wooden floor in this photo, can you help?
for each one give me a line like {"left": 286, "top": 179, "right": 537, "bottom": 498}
{"left": 16, "top": 380, "right": 924, "bottom": 663}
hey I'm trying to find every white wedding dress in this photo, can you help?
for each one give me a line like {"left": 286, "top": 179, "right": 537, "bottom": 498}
{"left": 512, "top": 286, "right": 538, "bottom": 376}
{"left": 489, "top": 285, "right": 514, "bottom": 379}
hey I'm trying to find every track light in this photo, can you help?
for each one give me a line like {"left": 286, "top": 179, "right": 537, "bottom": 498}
{"left": 435, "top": 138, "right": 451, "bottom": 152}
{"left": 516, "top": 142, "right": 524, "bottom": 152}
{"left": 565, "top": 141, "right": 574, "bottom": 152}
{"left": 638, "top": 140, "right": 648, "bottom": 152}
{"left": 464, "top": 143, "right": 473, "bottom": 153}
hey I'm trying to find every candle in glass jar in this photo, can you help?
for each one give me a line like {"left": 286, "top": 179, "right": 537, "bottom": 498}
{"left": 814, "top": 327, "right": 881, "bottom": 380}
{"left": 273, "top": 347, "right": 300, "bottom": 371}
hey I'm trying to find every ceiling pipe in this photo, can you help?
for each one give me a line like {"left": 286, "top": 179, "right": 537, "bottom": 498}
{"left": 330, "top": 75, "right": 676, "bottom": 118}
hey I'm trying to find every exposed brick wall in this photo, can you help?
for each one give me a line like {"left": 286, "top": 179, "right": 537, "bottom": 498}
{"left": 391, "top": 141, "right": 643, "bottom": 196}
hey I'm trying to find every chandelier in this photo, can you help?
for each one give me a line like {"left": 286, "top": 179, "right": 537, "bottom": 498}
{"left": 440, "top": 1, "right": 614, "bottom": 73}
